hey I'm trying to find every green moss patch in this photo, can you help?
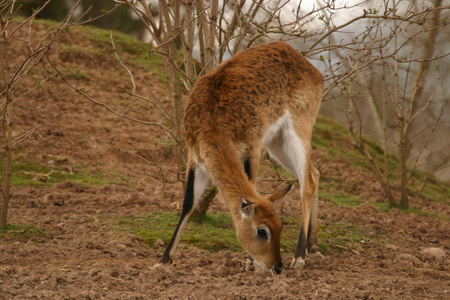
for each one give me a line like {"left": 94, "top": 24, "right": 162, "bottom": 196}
{"left": 0, "top": 160, "right": 123, "bottom": 187}
{"left": 111, "top": 211, "right": 371, "bottom": 255}
{"left": 0, "top": 224, "right": 45, "bottom": 242}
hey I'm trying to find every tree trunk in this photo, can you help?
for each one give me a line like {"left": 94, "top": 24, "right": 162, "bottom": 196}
{"left": 399, "top": 124, "right": 409, "bottom": 209}
{"left": 0, "top": 25, "right": 12, "bottom": 228}
{"left": 159, "top": 1, "right": 187, "bottom": 178}
{"left": 1, "top": 92, "right": 13, "bottom": 229}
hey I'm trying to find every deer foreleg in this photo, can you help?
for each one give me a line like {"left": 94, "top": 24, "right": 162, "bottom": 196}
{"left": 158, "top": 163, "right": 210, "bottom": 264}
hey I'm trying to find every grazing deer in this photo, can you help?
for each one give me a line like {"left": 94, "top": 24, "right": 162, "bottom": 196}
{"left": 158, "top": 41, "right": 323, "bottom": 274}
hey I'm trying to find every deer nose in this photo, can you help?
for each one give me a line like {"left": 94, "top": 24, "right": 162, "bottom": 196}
{"left": 273, "top": 264, "right": 283, "bottom": 274}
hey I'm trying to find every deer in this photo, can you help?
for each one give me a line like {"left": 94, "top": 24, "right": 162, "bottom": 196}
{"left": 157, "top": 41, "right": 323, "bottom": 274}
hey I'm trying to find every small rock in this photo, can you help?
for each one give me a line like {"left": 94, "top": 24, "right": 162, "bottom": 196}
{"left": 396, "top": 253, "right": 421, "bottom": 264}
{"left": 89, "top": 269, "right": 101, "bottom": 278}
{"left": 154, "top": 238, "right": 165, "bottom": 248}
{"left": 385, "top": 244, "right": 399, "bottom": 250}
{"left": 421, "top": 247, "right": 446, "bottom": 259}
{"left": 111, "top": 270, "right": 120, "bottom": 278}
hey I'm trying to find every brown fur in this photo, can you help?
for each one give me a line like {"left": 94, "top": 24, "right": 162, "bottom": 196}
{"left": 162, "top": 41, "right": 323, "bottom": 272}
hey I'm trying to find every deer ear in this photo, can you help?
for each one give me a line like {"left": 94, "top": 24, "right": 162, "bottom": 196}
{"left": 267, "top": 183, "right": 293, "bottom": 203}
{"left": 240, "top": 197, "right": 255, "bottom": 218}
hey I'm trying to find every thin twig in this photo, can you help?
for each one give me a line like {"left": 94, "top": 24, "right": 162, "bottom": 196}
{"left": 48, "top": 57, "right": 175, "bottom": 140}
{"left": 110, "top": 31, "right": 136, "bottom": 94}
{"left": 0, "top": 113, "right": 63, "bottom": 149}
{"left": 413, "top": 175, "right": 428, "bottom": 208}
{"left": 318, "top": 143, "right": 357, "bottom": 171}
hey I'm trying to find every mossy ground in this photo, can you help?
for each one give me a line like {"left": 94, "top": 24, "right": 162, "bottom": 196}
{"left": 111, "top": 211, "right": 371, "bottom": 255}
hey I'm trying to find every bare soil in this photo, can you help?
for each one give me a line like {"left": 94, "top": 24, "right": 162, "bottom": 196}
{"left": 1, "top": 21, "right": 449, "bottom": 299}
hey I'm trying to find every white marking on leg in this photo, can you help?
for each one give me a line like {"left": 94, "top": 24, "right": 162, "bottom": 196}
{"left": 161, "top": 163, "right": 211, "bottom": 262}
{"left": 264, "top": 112, "right": 312, "bottom": 269}
{"left": 263, "top": 111, "right": 307, "bottom": 195}
{"left": 194, "top": 163, "right": 210, "bottom": 201}
{"left": 290, "top": 256, "right": 306, "bottom": 268}
{"left": 262, "top": 112, "right": 291, "bottom": 145}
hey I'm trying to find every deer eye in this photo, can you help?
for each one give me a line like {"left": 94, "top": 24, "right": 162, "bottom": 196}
{"left": 256, "top": 227, "right": 269, "bottom": 239}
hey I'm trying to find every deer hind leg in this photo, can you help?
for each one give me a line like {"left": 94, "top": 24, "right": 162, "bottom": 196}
{"left": 158, "top": 162, "right": 210, "bottom": 264}
{"left": 307, "top": 165, "right": 319, "bottom": 254}
{"left": 264, "top": 124, "right": 317, "bottom": 268}
{"left": 290, "top": 160, "right": 319, "bottom": 268}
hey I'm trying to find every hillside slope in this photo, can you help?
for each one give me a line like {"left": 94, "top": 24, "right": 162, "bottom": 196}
{"left": 1, "top": 20, "right": 449, "bottom": 299}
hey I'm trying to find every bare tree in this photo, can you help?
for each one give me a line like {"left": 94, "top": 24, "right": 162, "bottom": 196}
{"left": 98, "top": 0, "right": 449, "bottom": 212}
{"left": 1, "top": 0, "right": 64, "bottom": 228}
{"left": 334, "top": 0, "right": 449, "bottom": 208}
{"left": 0, "top": 0, "right": 119, "bottom": 228}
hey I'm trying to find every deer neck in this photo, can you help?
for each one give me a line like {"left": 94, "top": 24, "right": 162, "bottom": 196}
{"left": 199, "top": 134, "right": 258, "bottom": 213}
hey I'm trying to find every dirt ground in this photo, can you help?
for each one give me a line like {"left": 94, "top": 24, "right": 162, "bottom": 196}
{"left": 1, "top": 21, "right": 449, "bottom": 299}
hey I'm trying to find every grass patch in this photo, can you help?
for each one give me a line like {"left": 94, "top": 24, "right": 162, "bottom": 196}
{"left": 403, "top": 207, "right": 450, "bottom": 221}
{"left": 114, "top": 211, "right": 241, "bottom": 252}
{"left": 322, "top": 193, "right": 390, "bottom": 212}
{"left": 325, "top": 194, "right": 364, "bottom": 207}
{"left": 372, "top": 202, "right": 392, "bottom": 212}
{"left": 313, "top": 116, "right": 350, "bottom": 155}
{"left": 323, "top": 192, "right": 448, "bottom": 219}
{"left": 313, "top": 116, "right": 449, "bottom": 206}
{"left": 280, "top": 215, "right": 369, "bottom": 255}
{"left": 0, "top": 159, "right": 122, "bottom": 187}
{"left": 87, "top": 25, "right": 147, "bottom": 56}
{"left": 318, "top": 222, "right": 368, "bottom": 254}
{"left": 112, "top": 211, "right": 370, "bottom": 255}
{"left": 410, "top": 174, "right": 450, "bottom": 205}
{"left": 58, "top": 66, "right": 90, "bottom": 82}
{"left": 83, "top": 24, "right": 167, "bottom": 83}
{"left": 0, "top": 224, "right": 45, "bottom": 242}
